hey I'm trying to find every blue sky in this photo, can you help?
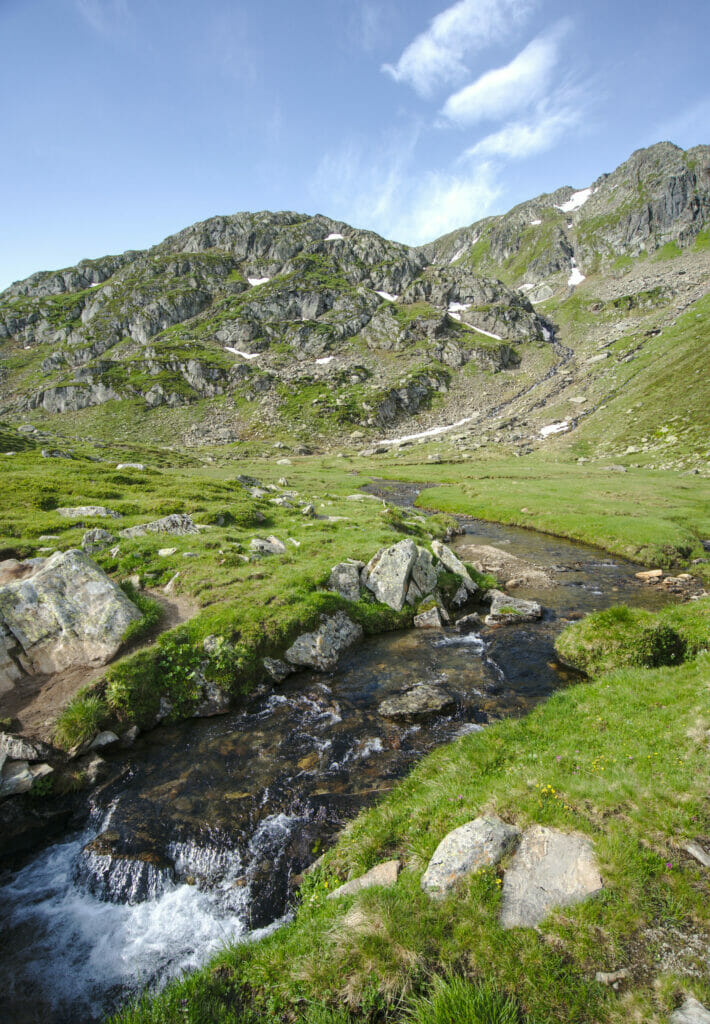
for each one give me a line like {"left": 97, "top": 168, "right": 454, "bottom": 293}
{"left": 1, "top": 0, "right": 708, "bottom": 289}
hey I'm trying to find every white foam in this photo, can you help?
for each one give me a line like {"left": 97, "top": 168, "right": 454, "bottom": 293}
{"left": 542, "top": 326, "right": 552, "bottom": 341}
{"left": 375, "top": 290, "right": 399, "bottom": 302}
{"left": 225, "top": 347, "right": 260, "bottom": 359}
{"left": 315, "top": 356, "right": 334, "bottom": 365}
{"left": 530, "top": 219, "right": 542, "bottom": 226}
{"left": 324, "top": 233, "right": 344, "bottom": 241}
{"left": 247, "top": 277, "right": 270, "bottom": 287}
{"left": 556, "top": 187, "right": 593, "bottom": 213}
{"left": 540, "top": 421, "right": 570, "bottom": 437}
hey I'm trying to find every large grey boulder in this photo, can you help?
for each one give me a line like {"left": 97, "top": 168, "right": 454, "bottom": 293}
{"left": 285, "top": 612, "right": 363, "bottom": 671}
{"left": 485, "top": 590, "right": 542, "bottom": 626}
{"left": 500, "top": 826, "right": 603, "bottom": 929}
{"left": 670, "top": 998, "right": 710, "bottom": 1024}
{"left": 327, "top": 562, "right": 363, "bottom": 602}
{"left": 327, "top": 860, "right": 401, "bottom": 899}
{"left": 379, "top": 683, "right": 455, "bottom": 721}
{"left": 362, "top": 539, "right": 418, "bottom": 611}
{"left": 421, "top": 816, "right": 521, "bottom": 898}
{"left": 0, "top": 733, "right": 45, "bottom": 761}
{"left": 119, "top": 513, "right": 200, "bottom": 539}
{"left": 431, "top": 541, "right": 478, "bottom": 595}
{"left": 0, "top": 549, "right": 141, "bottom": 675}
{"left": 411, "top": 546, "right": 441, "bottom": 596}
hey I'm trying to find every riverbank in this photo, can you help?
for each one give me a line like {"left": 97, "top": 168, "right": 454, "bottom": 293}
{"left": 111, "top": 603, "right": 710, "bottom": 1024}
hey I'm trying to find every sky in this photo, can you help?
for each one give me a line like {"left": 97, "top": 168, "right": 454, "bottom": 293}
{"left": 0, "top": 0, "right": 708, "bottom": 289}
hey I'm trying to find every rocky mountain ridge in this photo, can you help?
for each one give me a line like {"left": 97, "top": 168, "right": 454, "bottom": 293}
{"left": 1, "top": 141, "right": 708, "bottom": 456}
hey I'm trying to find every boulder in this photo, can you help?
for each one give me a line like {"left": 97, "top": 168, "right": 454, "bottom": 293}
{"left": 431, "top": 541, "right": 478, "bottom": 594}
{"left": 0, "top": 732, "right": 44, "bottom": 762}
{"left": 421, "top": 816, "right": 521, "bottom": 898}
{"left": 414, "top": 606, "right": 445, "bottom": 629}
{"left": 250, "top": 535, "right": 286, "bottom": 556}
{"left": 89, "top": 730, "right": 120, "bottom": 751}
{"left": 327, "top": 860, "right": 402, "bottom": 899}
{"left": 0, "top": 760, "right": 52, "bottom": 800}
{"left": 670, "top": 998, "right": 710, "bottom": 1024}
{"left": 327, "top": 562, "right": 362, "bottom": 602}
{"left": 285, "top": 612, "right": 363, "bottom": 671}
{"left": 499, "top": 826, "right": 603, "bottom": 929}
{"left": 683, "top": 841, "right": 710, "bottom": 868}
{"left": 379, "top": 683, "right": 455, "bottom": 721}
{"left": 411, "top": 546, "right": 441, "bottom": 596}
{"left": 194, "top": 680, "right": 231, "bottom": 717}
{"left": 485, "top": 590, "right": 542, "bottom": 626}
{"left": 0, "top": 549, "right": 141, "bottom": 675}
{"left": 81, "top": 528, "right": 116, "bottom": 555}
{"left": 119, "top": 513, "right": 200, "bottom": 539}
{"left": 362, "top": 539, "right": 418, "bottom": 611}
{"left": 456, "top": 613, "right": 484, "bottom": 633}
{"left": 56, "top": 506, "right": 120, "bottom": 519}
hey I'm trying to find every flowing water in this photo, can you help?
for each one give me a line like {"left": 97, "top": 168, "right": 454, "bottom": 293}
{"left": 0, "top": 495, "right": 672, "bottom": 1024}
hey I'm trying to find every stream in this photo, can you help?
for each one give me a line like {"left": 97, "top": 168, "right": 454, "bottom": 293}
{"left": 0, "top": 491, "right": 672, "bottom": 1024}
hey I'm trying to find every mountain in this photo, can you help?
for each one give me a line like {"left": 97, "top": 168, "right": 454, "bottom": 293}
{"left": 1, "top": 141, "right": 708, "bottom": 463}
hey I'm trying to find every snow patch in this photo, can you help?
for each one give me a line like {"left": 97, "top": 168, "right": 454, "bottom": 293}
{"left": 379, "top": 415, "right": 477, "bottom": 446}
{"left": 540, "top": 421, "right": 570, "bottom": 438}
{"left": 225, "top": 347, "right": 259, "bottom": 360}
{"left": 315, "top": 356, "right": 334, "bottom": 365}
{"left": 449, "top": 245, "right": 467, "bottom": 263}
{"left": 375, "top": 290, "right": 398, "bottom": 302}
{"left": 530, "top": 219, "right": 542, "bottom": 226}
{"left": 467, "top": 324, "right": 502, "bottom": 341}
{"left": 556, "top": 187, "right": 593, "bottom": 213}
{"left": 247, "top": 277, "right": 270, "bottom": 287}
{"left": 324, "top": 233, "right": 344, "bottom": 241}
{"left": 567, "top": 258, "right": 586, "bottom": 287}
{"left": 448, "top": 301, "right": 472, "bottom": 314}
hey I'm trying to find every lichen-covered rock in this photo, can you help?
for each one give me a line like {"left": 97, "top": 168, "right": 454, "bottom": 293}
{"left": 81, "top": 528, "right": 116, "bottom": 554}
{"left": 285, "top": 612, "right": 363, "bottom": 671}
{"left": 119, "top": 513, "right": 199, "bottom": 538}
{"left": 421, "top": 816, "right": 521, "bottom": 898}
{"left": 485, "top": 590, "right": 542, "bottom": 625}
{"left": 0, "top": 549, "right": 141, "bottom": 674}
{"left": 57, "top": 505, "right": 119, "bottom": 519}
{"left": 670, "top": 998, "right": 710, "bottom": 1024}
{"left": 431, "top": 541, "right": 478, "bottom": 595}
{"left": 414, "top": 606, "right": 445, "bottom": 629}
{"left": 411, "top": 546, "right": 441, "bottom": 595}
{"left": 379, "top": 683, "right": 455, "bottom": 721}
{"left": 499, "top": 826, "right": 603, "bottom": 928}
{"left": 362, "top": 539, "right": 418, "bottom": 611}
{"left": 263, "top": 657, "right": 294, "bottom": 683}
{"left": 327, "top": 562, "right": 363, "bottom": 602}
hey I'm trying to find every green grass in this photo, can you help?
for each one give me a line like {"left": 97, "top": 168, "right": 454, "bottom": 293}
{"left": 54, "top": 690, "right": 109, "bottom": 748}
{"left": 110, "top": 646, "right": 710, "bottom": 1024}
{"left": 555, "top": 598, "right": 710, "bottom": 675}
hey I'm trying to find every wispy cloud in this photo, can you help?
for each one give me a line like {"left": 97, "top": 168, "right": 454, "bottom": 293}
{"left": 463, "top": 90, "right": 583, "bottom": 161}
{"left": 75, "top": 0, "right": 132, "bottom": 36}
{"left": 441, "top": 22, "right": 567, "bottom": 125}
{"left": 311, "top": 133, "right": 500, "bottom": 245}
{"left": 348, "top": 2, "right": 393, "bottom": 54}
{"left": 654, "top": 96, "right": 710, "bottom": 149}
{"left": 383, "top": 0, "right": 536, "bottom": 97}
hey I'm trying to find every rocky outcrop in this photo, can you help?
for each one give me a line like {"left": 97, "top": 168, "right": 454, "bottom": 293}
{"left": 499, "top": 826, "right": 603, "bottom": 928}
{"left": 119, "top": 513, "right": 200, "bottom": 538}
{"left": 0, "top": 549, "right": 141, "bottom": 676}
{"left": 285, "top": 612, "right": 363, "bottom": 671}
{"left": 421, "top": 816, "right": 521, "bottom": 898}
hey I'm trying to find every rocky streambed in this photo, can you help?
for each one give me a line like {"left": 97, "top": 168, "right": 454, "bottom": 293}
{"left": 0, "top": 510, "right": 673, "bottom": 1024}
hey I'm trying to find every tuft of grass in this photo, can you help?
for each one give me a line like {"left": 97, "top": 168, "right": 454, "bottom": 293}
{"left": 407, "top": 975, "right": 523, "bottom": 1024}
{"left": 54, "top": 690, "right": 109, "bottom": 749}
{"left": 119, "top": 582, "right": 164, "bottom": 645}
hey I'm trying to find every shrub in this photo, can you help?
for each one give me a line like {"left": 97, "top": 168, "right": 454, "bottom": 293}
{"left": 635, "top": 623, "right": 687, "bottom": 668}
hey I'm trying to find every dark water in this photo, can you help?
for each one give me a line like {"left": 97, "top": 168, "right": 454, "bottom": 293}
{"left": 0, "top": 497, "right": 671, "bottom": 1024}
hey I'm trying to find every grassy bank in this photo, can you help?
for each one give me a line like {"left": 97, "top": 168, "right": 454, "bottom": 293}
{"left": 112, "top": 630, "right": 710, "bottom": 1023}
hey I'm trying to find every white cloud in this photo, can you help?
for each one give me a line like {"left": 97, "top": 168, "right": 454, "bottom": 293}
{"left": 383, "top": 0, "right": 535, "bottom": 96}
{"left": 441, "top": 24, "right": 566, "bottom": 125}
{"left": 463, "top": 96, "right": 582, "bottom": 160}
{"left": 311, "top": 135, "right": 500, "bottom": 245}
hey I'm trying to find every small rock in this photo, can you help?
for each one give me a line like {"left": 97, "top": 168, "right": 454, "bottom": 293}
{"left": 263, "top": 657, "right": 294, "bottom": 683}
{"left": 81, "top": 528, "right": 116, "bottom": 555}
{"left": 500, "top": 826, "right": 603, "bottom": 929}
{"left": 158, "top": 547, "right": 178, "bottom": 557}
{"left": 683, "top": 841, "right": 710, "bottom": 868}
{"left": 421, "top": 816, "right": 521, "bottom": 898}
{"left": 414, "top": 606, "right": 445, "bottom": 629}
{"left": 249, "top": 536, "right": 286, "bottom": 556}
{"left": 277, "top": 477, "right": 289, "bottom": 487}
{"left": 302, "top": 504, "right": 316, "bottom": 517}
{"left": 635, "top": 569, "right": 664, "bottom": 581}
{"left": 485, "top": 590, "right": 542, "bottom": 626}
{"left": 595, "top": 969, "right": 629, "bottom": 986}
{"left": 327, "top": 860, "right": 401, "bottom": 899}
{"left": 120, "top": 514, "right": 199, "bottom": 539}
{"left": 163, "top": 572, "right": 180, "bottom": 595}
{"left": 670, "top": 998, "right": 710, "bottom": 1024}
{"left": 120, "top": 725, "right": 140, "bottom": 747}
{"left": 89, "top": 730, "right": 120, "bottom": 751}
{"left": 327, "top": 562, "right": 362, "bottom": 602}
{"left": 285, "top": 612, "right": 363, "bottom": 672}
{"left": 456, "top": 613, "right": 483, "bottom": 633}
{"left": 116, "top": 463, "right": 145, "bottom": 470}
{"left": 57, "top": 506, "right": 120, "bottom": 519}
{"left": 379, "top": 683, "right": 455, "bottom": 721}
{"left": 276, "top": 458, "right": 292, "bottom": 465}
